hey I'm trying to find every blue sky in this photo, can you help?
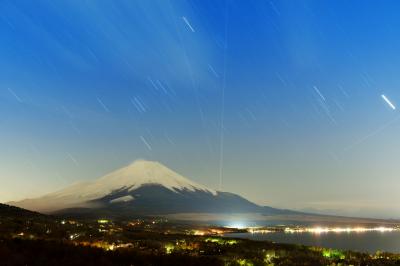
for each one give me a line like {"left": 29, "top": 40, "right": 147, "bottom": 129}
{"left": 1, "top": 0, "right": 400, "bottom": 218}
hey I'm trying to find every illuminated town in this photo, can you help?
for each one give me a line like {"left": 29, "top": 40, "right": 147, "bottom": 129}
{"left": 1, "top": 205, "right": 400, "bottom": 265}
{"left": 248, "top": 226, "right": 398, "bottom": 234}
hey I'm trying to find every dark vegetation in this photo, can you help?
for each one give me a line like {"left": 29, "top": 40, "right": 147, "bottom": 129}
{"left": 0, "top": 238, "right": 222, "bottom": 266}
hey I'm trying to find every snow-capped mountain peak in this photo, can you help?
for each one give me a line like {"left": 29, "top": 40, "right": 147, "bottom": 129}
{"left": 10, "top": 160, "right": 217, "bottom": 212}
{"left": 49, "top": 160, "right": 216, "bottom": 200}
{"left": 95, "top": 159, "right": 216, "bottom": 196}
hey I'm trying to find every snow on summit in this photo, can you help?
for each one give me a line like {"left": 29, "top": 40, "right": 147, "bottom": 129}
{"left": 81, "top": 159, "right": 216, "bottom": 198}
{"left": 9, "top": 160, "right": 216, "bottom": 212}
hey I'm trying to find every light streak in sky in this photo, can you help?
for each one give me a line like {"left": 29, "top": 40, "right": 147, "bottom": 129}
{"left": 7, "top": 88, "right": 22, "bottom": 102}
{"left": 147, "top": 77, "right": 161, "bottom": 92}
{"left": 313, "top": 86, "right": 326, "bottom": 101}
{"left": 131, "top": 97, "right": 146, "bottom": 113}
{"left": 269, "top": 1, "right": 281, "bottom": 16}
{"left": 381, "top": 94, "right": 396, "bottom": 110}
{"left": 182, "top": 16, "right": 195, "bottom": 32}
{"left": 344, "top": 94, "right": 398, "bottom": 151}
{"left": 97, "top": 97, "right": 110, "bottom": 112}
{"left": 66, "top": 153, "right": 79, "bottom": 166}
{"left": 140, "top": 136, "right": 152, "bottom": 151}
{"left": 208, "top": 64, "right": 219, "bottom": 78}
{"left": 219, "top": 1, "right": 229, "bottom": 191}
{"left": 344, "top": 114, "right": 400, "bottom": 151}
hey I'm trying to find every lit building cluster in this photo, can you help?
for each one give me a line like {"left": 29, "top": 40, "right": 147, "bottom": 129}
{"left": 245, "top": 225, "right": 398, "bottom": 235}
{"left": 284, "top": 226, "right": 396, "bottom": 234}
{"left": 3, "top": 214, "right": 400, "bottom": 266}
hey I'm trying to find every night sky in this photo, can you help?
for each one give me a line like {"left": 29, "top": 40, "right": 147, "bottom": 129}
{"left": 1, "top": 0, "right": 400, "bottom": 218}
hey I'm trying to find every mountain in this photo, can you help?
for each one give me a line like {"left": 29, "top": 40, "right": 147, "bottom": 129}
{"left": 9, "top": 160, "right": 295, "bottom": 218}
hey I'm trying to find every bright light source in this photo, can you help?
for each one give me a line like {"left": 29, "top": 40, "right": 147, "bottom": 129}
{"left": 227, "top": 222, "right": 247, "bottom": 229}
{"left": 381, "top": 94, "right": 396, "bottom": 110}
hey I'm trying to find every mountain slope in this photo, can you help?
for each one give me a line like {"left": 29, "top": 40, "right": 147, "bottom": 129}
{"left": 11, "top": 160, "right": 216, "bottom": 213}
{"left": 55, "top": 185, "right": 266, "bottom": 218}
{"left": 0, "top": 203, "right": 46, "bottom": 219}
{"left": 9, "top": 160, "right": 296, "bottom": 218}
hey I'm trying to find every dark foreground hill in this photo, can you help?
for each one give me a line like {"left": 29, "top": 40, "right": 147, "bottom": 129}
{"left": 0, "top": 203, "right": 45, "bottom": 219}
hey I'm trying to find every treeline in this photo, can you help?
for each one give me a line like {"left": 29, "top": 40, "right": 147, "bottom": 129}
{"left": 0, "top": 238, "right": 223, "bottom": 266}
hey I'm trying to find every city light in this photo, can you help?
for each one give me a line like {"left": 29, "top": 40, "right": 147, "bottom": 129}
{"left": 226, "top": 222, "right": 247, "bottom": 229}
{"left": 283, "top": 226, "right": 396, "bottom": 234}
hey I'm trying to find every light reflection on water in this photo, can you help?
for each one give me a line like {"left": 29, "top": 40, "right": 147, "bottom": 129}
{"left": 225, "top": 231, "right": 400, "bottom": 253}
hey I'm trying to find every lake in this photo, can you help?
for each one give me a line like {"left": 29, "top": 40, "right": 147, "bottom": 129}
{"left": 225, "top": 231, "right": 400, "bottom": 253}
